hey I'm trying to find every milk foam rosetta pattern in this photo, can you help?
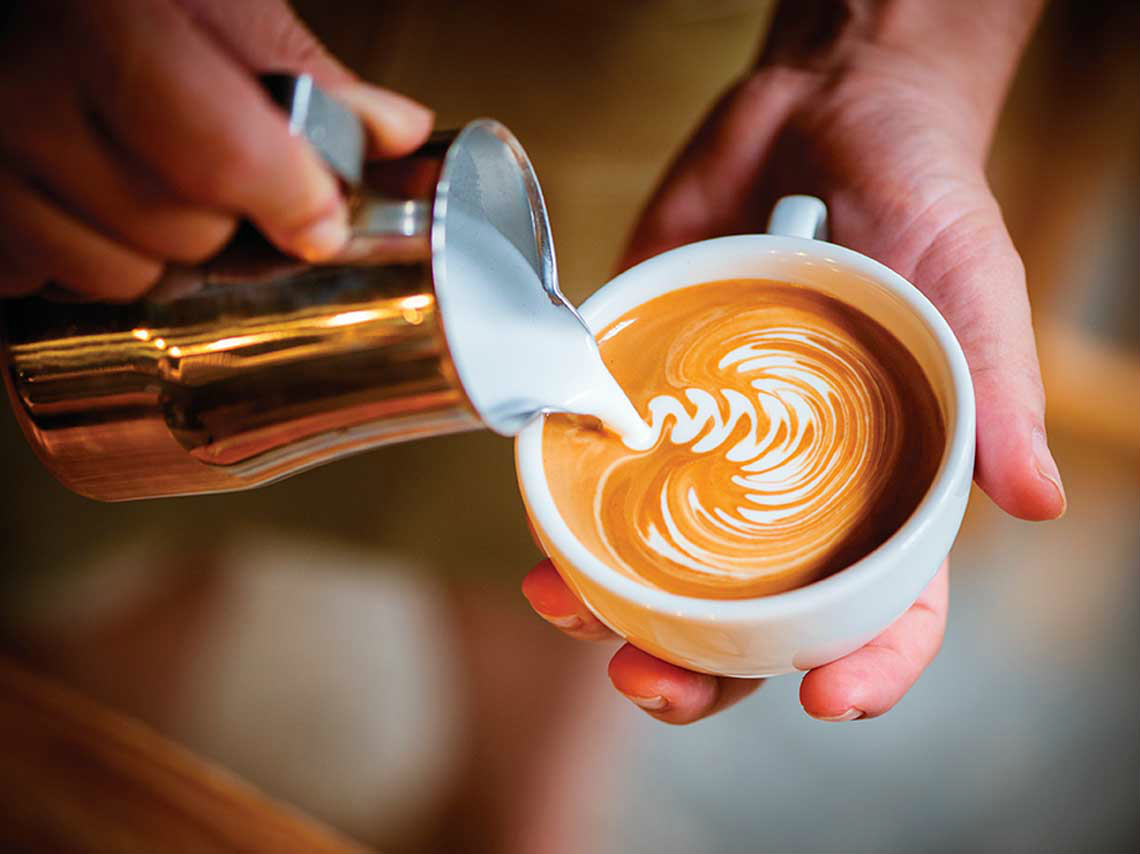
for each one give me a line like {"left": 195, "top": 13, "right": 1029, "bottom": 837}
{"left": 600, "top": 321, "right": 904, "bottom": 593}
{"left": 542, "top": 280, "right": 943, "bottom": 599}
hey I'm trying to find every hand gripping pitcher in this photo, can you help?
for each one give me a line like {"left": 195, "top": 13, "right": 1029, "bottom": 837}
{"left": 0, "top": 74, "right": 641, "bottom": 500}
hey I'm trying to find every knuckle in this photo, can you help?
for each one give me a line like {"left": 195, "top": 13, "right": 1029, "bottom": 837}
{"left": 271, "top": 16, "right": 328, "bottom": 71}
{"left": 187, "top": 127, "right": 272, "bottom": 206}
{"left": 193, "top": 129, "right": 332, "bottom": 234}
{"left": 1005, "top": 247, "right": 1027, "bottom": 284}
{"left": 206, "top": 151, "right": 259, "bottom": 205}
{"left": 257, "top": 4, "right": 338, "bottom": 77}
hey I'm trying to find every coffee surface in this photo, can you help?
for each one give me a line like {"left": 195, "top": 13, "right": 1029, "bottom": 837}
{"left": 542, "top": 279, "right": 946, "bottom": 599}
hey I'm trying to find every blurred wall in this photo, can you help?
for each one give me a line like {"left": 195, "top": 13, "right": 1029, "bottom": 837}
{"left": 0, "top": 1, "right": 1136, "bottom": 852}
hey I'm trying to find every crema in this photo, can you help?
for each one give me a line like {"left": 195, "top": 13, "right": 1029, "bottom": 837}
{"left": 542, "top": 279, "right": 945, "bottom": 599}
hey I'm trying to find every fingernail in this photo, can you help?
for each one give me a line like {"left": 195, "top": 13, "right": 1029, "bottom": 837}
{"left": 813, "top": 708, "right": 864, "bottom": 722}
{"left": 295, "top": 207, "right": 349, "bottom": 261}
{"left": 623, "top": 693, "right": 668, "bottom": 711}
{"left": 1032, "top": 427, "right": 1067, "bottom": 515}
{"left": 537, "top": 612, "right": 583, "bottom": 631}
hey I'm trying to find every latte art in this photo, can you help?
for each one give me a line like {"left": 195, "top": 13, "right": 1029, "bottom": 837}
{"left": 542, "top": 280, "right": 945, "bottom": 599}
{"left": 628, "top": 323, "right": 906, "bottom": 580}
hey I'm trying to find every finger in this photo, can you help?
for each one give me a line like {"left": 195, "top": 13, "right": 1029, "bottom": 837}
{"left": 521, "top": 559, "right": 616, "bottom": 642}
{"left": 521, "top": 560, "right": 761, "bottom": 722}
{"left": 80, "top": 0, "right": 347, "bottom": 262}
{"left": 904, "top": 195, "right": 1066, "bottom": 521}
{"left": 334, "top": 86, "right": 434, "bottom": 158}
{"left": 178, "top": 0, "right": 433, "bottom": 157}
{"left": 0, "top": 271, "right": 41, "bottom": 298}
{"left": 608, "top": 644, "right": 762, "bottom": 725}
{"left": 0, "top": 171, "right": 161, "bottom": 300}
{"left": 799, "top": 560, "right": 949, "bottom": 721}
{"left": 2, "top": 95, "right": 235, "bottom": 263}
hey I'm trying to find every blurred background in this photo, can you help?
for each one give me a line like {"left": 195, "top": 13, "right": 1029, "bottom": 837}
{"left": 1, "top": 1, "right": 1136, "bottom": 851}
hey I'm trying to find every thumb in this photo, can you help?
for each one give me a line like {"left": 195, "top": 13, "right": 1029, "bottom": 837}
{"left": 620, "top": 72, "right": 813, "bottom": 271}
{"left": 177, "top": 0, "right": 433, "bottom": 156}
{"left": 901, "top": 191, "right": 1067, "bottom": 521}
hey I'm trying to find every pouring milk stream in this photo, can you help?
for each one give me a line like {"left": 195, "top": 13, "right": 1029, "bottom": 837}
{"left": 437, "top": 206, "right": 652, "bottom": 449}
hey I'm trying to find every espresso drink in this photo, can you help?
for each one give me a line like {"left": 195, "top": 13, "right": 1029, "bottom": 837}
{"left": 542, "top": 279, "right": 946, "bottom": 599}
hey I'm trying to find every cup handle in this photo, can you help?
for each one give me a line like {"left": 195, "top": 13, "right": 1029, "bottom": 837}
{"left": 766, "top": 195, "right": 828, "bottom": 240}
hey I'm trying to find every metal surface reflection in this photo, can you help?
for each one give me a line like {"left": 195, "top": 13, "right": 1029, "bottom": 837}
{"left": 1, "top": 73, "right": 560, "bottom": 501}
{"left": 2, "top": 214, "right": 478, "bottom": 499}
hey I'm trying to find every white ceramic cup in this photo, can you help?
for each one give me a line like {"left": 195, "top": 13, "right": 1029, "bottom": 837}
{"left": 516, "top": 195, "right": 975, "bottom": 678}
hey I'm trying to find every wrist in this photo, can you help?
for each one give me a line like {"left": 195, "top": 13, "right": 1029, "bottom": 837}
{"left": 757, "top": 0, "right": 1043, "bottom": 147}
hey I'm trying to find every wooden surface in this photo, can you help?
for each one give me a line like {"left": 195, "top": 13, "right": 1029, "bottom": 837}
{"left": 0, "top": 656, "right": 369, "bottom": 854}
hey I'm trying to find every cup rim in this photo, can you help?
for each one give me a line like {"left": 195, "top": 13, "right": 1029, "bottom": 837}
{"left": 516, "top": 233, "right": 975, "bottom": 621}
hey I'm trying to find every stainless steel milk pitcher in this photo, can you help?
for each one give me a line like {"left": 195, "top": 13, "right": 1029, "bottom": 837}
{"left": 0, "top": 74, "right": 563, "bottom": 500}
